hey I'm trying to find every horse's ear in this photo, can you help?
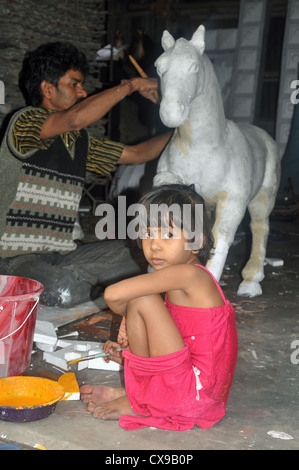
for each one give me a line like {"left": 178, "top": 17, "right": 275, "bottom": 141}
{"left": 161, "top": 30, "right": 175, "bottom": 51}
{"left": 190, "top": 25, "right": 205, "bottom": 55}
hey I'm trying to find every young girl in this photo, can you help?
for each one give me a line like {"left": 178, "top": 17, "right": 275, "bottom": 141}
{"left": 80, "top": 184, "right": 238, "bottom": 431}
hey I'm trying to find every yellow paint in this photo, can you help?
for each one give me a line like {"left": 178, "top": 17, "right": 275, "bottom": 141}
{"left": 34, "top": 444, "right": 47, "bottom": 450}
{"left": 0, "top": 376, "right": 64, "bottom": 408}
{"left": 0, "top": 396, "right": 45, "bottom": 407}
{"left": 58, "top": 372, "right": 79, "bottom": 400}
{"left": 173, "top": 118, "right": 193, "bottom": 155}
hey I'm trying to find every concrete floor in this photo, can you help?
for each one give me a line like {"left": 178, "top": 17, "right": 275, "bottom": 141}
{"left": 0, "top": 215, "right": 298, "bottom": 451}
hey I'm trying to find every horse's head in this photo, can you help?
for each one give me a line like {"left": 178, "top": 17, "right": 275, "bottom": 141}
{"left": 155, "top": 25, "right": 206, "bottom": 128}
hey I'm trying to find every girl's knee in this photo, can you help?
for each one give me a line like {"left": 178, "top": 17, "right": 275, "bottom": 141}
{"left": 127, "top": 294, "right": 164, "bottom": 313}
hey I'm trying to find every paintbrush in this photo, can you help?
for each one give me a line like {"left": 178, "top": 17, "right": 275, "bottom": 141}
{"left": 128, "top": 54, "right": 159, "bottom": 101}
{"left": 67, "top": 348, "right": 126, "bottom": 365}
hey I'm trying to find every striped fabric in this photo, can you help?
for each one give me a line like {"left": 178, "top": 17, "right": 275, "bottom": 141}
{"left": 87, "top": 135, "right": 125, "bottom": 175}
{"left": 11, "top": 107, "right": 57, "bottom": 154}
{"left": 0, "top": 106, "right": 124, "bottom": 257}
{"left": 0, "top": 164, "right": 84, "bottom": 255}
{"left": 11, "top": 106, "right": 124, "bottom": 176}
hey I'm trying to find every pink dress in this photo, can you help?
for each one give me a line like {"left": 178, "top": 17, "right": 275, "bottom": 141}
{"left": 119, "top": 265, "right": 238, "bottom": 431}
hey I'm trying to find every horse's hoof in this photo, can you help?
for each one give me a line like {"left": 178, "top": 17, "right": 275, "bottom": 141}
{"left": 237, "top": 281, "right": 262, "bottom": 297}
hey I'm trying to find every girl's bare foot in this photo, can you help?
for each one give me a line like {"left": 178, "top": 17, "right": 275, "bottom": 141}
{"left": 87, "top": 395, "right": 135, "bottom": 420}
{"left": 80, "top": 385, "right": 126, "bottom": 405}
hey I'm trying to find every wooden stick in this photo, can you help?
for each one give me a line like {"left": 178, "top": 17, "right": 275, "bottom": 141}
{"left": 129, "top": 54, "right": 159, "bottom": 101}
{"left": 129, "top": 54, "right": 148, "bottom": 78}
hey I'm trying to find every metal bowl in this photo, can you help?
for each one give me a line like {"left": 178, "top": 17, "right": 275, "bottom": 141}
{"left": 0, "top": 376, "right": 65, "bottom": 422}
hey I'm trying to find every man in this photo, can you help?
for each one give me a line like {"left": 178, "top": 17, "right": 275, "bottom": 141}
{"left": 0, "top": 42, "right": 171, "bottom": 307}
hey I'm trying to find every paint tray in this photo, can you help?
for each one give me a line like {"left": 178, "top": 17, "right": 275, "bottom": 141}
{"left": 0, "top": 376, "right": 65, "bottom": 422}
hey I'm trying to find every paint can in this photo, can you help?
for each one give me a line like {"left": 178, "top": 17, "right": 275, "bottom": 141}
{"left": 0, "top": 276, "right": 44, "bottom": 377}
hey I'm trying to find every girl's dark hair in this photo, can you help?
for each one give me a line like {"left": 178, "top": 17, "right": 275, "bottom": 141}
{"left": 137, "top": 183, "right": 214, "bottom": 266}
{"left": 18, "top": 42, "right": 89, "bottom": 106}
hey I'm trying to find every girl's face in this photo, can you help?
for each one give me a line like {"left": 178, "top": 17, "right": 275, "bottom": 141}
{"left": 141, "top": 224, "right": 199, "bottom": 270}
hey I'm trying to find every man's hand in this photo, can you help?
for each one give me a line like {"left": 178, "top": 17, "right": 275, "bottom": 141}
{"left": 132, "top": 77, "right": 159, "bottom": 104}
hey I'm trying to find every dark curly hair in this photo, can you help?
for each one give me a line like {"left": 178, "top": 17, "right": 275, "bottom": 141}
{"left": 137, "top": 183, "right": 214, "bottom": 266}
{"left": 18, "top": 42, "right": 89, "bottom": 106}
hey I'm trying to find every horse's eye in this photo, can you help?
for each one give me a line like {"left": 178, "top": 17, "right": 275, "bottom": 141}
{"left": 156, "top": 66, "right": 165, "bottom": 78}
{"left": 188, "top": 63, "right": 199, "bottom": 74}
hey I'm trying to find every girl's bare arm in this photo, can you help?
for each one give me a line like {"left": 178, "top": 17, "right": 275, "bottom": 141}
{"left": 103, "top": 264, "right": 199, "bottom": 315}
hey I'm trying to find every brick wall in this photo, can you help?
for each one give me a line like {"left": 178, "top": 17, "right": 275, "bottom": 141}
{"left": 0, "top": 0, "right": 108, "bottom": 137}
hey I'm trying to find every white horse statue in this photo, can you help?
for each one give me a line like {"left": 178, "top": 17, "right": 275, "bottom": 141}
{"left": 153, "top": 25, "right": 281, "bottom": 297}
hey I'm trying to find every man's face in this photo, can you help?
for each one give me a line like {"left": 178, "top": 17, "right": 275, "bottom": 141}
{"left": 44, "top": 69, "right": 87, "bottom": 110}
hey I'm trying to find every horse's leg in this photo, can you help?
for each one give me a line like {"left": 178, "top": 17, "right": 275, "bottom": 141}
{"left": 207, "top": 196, "right": 245, "bottom": 282}
{"left": 237, "top": 189, "right": 274, "bottom": 297}
{"left": 237, "top": 137, "right": 280, "bottom": 297}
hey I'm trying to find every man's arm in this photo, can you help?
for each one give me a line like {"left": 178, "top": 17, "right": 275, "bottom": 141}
{"left": 40, "top": 78, "right": 158, "bottom": 140}
{"left": 118, "top": 131, "right": 173, "bottom": 165}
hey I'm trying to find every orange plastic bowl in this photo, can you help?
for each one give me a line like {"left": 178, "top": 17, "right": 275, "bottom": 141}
{"left": 0, "top": 376, "right": 65, "bottom": 422}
